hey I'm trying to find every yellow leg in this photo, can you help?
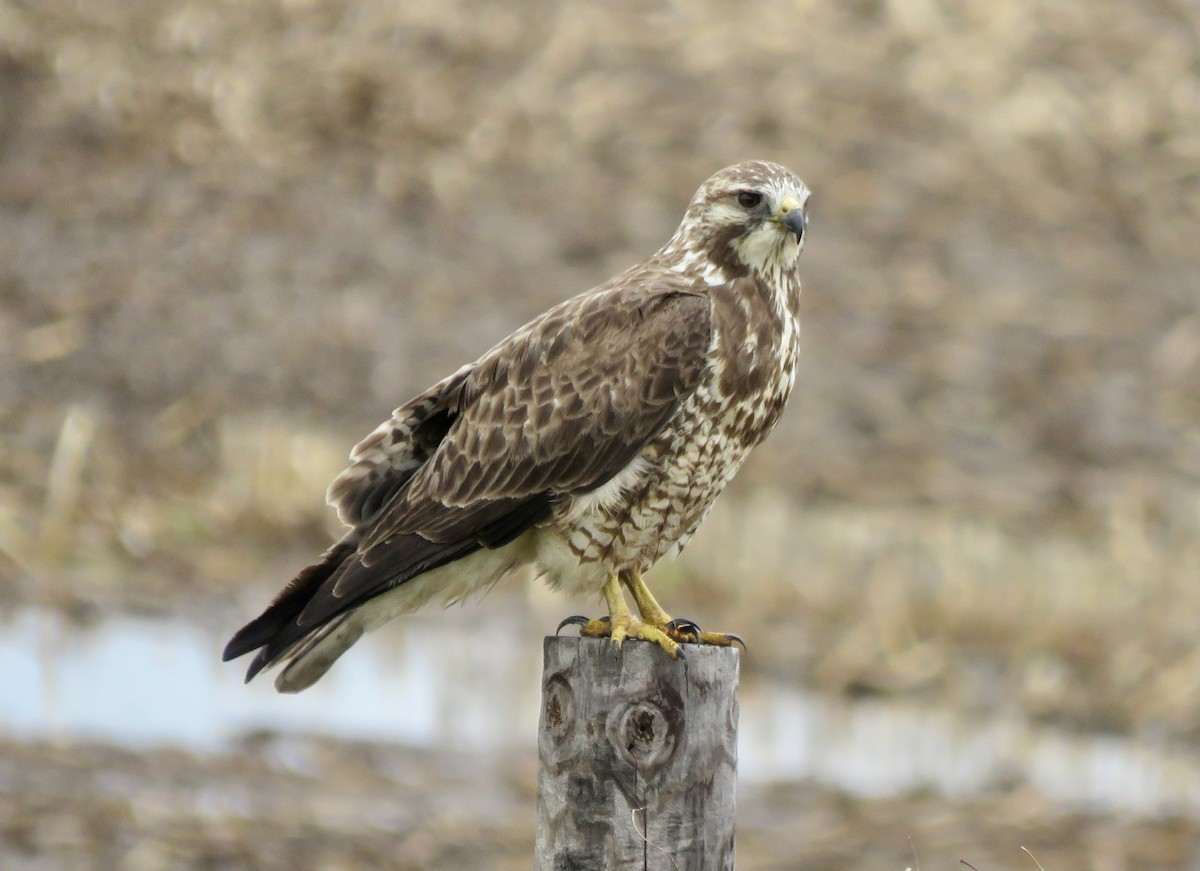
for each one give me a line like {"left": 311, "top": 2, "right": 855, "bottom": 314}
{"left": 622, "top": 570, "right": 672, "bottom": 625}
{"left": 622, "top": 570, "right": 746, "bottom": 649}
{"left": 601, "top": 575, "right": 631, "bottom": 641}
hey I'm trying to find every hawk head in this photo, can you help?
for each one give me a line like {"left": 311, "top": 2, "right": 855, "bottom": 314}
{"left": 670, "top": 161, "right": 811, "bottom": 279}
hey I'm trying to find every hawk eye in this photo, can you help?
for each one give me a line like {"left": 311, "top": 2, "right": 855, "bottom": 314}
{"left": 736, "top": 190, "right": 763, "bottom": 209}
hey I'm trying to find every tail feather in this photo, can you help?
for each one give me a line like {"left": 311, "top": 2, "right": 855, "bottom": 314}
{"left": 250, "top": 533, "right": 480, "bottom": 679}
{"left": 222, "top": 494, "right": 552, "bottom": 689}
{"left": 273, "top": 613, "right": 363, "bottom": 693}
{"left": 221, "top": 537, "right": 356, "bottom": 664}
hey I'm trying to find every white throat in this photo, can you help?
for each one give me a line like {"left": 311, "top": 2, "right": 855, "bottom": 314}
{"left": 732, "top": 223, "right": 803, "bottom": 274}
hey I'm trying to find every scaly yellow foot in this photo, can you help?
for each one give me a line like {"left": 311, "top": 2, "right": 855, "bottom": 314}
{"left": 556, "top": 576, "right": 684, "bottom": 658}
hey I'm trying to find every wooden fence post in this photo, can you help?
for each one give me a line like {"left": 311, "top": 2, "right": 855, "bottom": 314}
{"left": 535, "top": 636, "right": 740, "bottom": 870}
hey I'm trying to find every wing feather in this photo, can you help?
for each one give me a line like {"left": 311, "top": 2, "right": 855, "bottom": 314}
{"left": 324, "top": 364, "right": 474, "bottom": 527}
{"left": 357, "top": 284, "right": 712, "bottom": 551}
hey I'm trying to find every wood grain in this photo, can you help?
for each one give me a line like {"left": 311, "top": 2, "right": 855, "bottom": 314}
{"left": 536, "top": 636, "right": 739, "bottom": 870}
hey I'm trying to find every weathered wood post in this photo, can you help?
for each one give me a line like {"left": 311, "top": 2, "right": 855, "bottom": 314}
{"left": 535, "top": 636, "right": 740, "bottom": 870}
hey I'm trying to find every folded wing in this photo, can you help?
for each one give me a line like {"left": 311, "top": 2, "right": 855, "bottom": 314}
{"left": 223, "top": 283, "right": 713, "bottom": 683}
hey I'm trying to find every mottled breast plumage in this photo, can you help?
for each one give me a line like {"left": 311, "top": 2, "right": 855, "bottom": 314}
{"left": 536, "top": 246, "right": 802, "bottom": 595}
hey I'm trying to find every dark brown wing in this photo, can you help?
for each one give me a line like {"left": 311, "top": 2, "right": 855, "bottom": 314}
{"left": 223, "top": 281, "right": 713, "bottom": 679}
{"left": 357, "top": 284, "right": 713, "bottom": 551}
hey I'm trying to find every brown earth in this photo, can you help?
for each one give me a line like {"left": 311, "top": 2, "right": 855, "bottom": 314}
{"left": 4, "top": 737, "right": 1198, "bottom": 871}
{"left": 3, "top": 0, "right": 1197, "bottom": 545}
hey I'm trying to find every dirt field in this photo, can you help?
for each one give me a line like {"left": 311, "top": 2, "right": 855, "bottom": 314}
{"left": 5, "top": 737, "right": 1198, "bottom": 871}
{"left": 2, "top": 0, "right": 1199, "bottom": 867}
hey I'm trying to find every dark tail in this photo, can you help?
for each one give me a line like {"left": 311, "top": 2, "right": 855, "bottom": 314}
{"left": 222, "top": 537, "right": 358, "bottom": 682}
{"left": 222, "top": 494, "right": 552, "bottom": 689}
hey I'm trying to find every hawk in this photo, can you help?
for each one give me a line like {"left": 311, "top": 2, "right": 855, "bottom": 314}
{"left": 223, "top": 160, "right": 810, "bottom": 692}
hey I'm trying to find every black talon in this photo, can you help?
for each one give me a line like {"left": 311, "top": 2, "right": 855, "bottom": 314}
{"left": 665, "top": 617, "right": 703, "bottom": 643}
{"left": 556, "top": 615, "right": 592, "bottom": 636}
{"left": 727, "top": 633, "right": 747, "bottom": 651}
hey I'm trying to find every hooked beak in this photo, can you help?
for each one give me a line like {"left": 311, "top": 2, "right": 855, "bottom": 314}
{"left": 778, "top": 196, "right": 806, "bottom": 241}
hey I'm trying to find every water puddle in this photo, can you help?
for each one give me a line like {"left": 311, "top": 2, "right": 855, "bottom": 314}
{"left": 737, "top": 685, "right": 1200, "bottom": 818}
{"left": 0, "top": 607, "right": 538, "bottom": 752}
{"left": 2, "top": 607, "right": 1198, "bottom": 819}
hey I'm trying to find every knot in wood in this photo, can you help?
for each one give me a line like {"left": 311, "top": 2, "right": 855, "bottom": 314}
{"left": 608, "top": 697, "right": 679, "bottom": 774}
{"left": 542, "top": 675, "right": 575, "bottom": 746}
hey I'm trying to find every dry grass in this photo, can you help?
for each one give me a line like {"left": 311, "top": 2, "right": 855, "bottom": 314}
{"left": 678, "top": 486, "right": 1200, "bottom": 738}
{"left": 7, "top": 406, "right": 1200, "bottom": 742}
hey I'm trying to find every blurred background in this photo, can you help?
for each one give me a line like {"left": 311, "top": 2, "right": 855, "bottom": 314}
{"left": 2, "top": 0, "right": 1199, "bottom": 867}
